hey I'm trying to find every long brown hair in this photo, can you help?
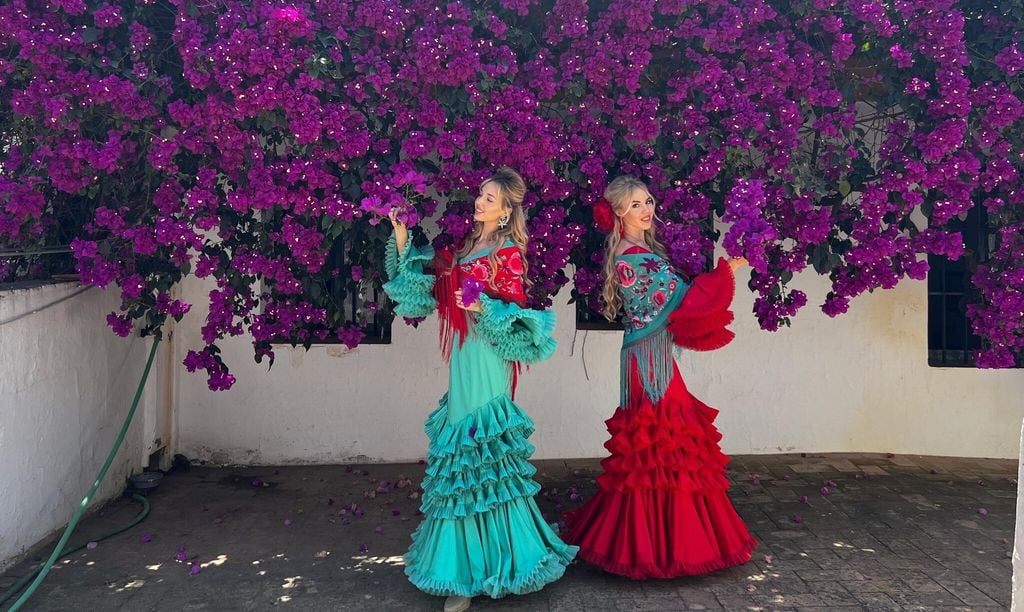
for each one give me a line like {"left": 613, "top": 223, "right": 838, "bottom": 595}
{"left": 456, "top": 166, "right": 531, "bottom": 285}
{"left": 601, "top": 175, "right": 668, "bottom": 321}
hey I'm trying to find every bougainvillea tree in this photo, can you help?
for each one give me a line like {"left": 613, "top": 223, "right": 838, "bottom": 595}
{"left": 1, "top": 0, "right": 1021, "bottom": 389}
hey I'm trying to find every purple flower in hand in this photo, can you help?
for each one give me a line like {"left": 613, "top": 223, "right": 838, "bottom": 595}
{"left": 460, "top": 277, "right": 485, "bottom": 307}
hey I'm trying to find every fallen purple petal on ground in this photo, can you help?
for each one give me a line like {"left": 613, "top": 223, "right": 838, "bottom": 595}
{"left": 392, "top": 510, "right": 401, "bottom": 516}
{"left": 86, "top": 542, "right": 97, "bottom": 550}
{"left": 979, "top": 508, "right": 989, "bottom": 516}
{"left": 140, "top": 533, "right": 153, "bottom": 543}
{"left": 358, "top": 544, "right": 368, "bottom": 553}
{"left": 190, "top": 561, "right": 201, "bottom": 576}
{"left": 283, "top": 518, "right": 292, "bottom": 526}
{"left": 374, "top": 526, "right": 384, "bottom": 533}
{"left": 791, "top": 515, "right": 803, "bottom": 523}
{"left": 800, "top": 495, "right": 809, "bottom": 504}
{"left": 820, "top": 486, "right": 831, "bottom": 496}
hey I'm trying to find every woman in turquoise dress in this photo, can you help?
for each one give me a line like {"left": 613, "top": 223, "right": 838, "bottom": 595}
{"left": 382, "top": 167, "right": 577, "bottom": 612}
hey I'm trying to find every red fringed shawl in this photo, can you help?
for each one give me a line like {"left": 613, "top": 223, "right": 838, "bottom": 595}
{"left": 432, "top": 244, "right": 529, "bottom": 397}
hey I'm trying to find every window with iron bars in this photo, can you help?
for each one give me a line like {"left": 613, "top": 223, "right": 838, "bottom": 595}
{"left": 926, "top": 199, "right": 1004, "bottom": 367}
{"left": 269, "top": 233, "right": 392, "bottom": 345}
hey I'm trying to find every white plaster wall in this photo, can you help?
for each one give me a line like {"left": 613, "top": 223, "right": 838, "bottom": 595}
{"left": 173, "top": 257, "right": 1024, "bottom": 465}
{"left": 0, "top": 283, "right": 149, "bottom": 571}
{"left": 1012, "top": 419, "right": 1023, "bottom": 612}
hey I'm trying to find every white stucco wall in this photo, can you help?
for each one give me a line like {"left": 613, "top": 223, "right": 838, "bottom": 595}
{"left": 0, "top": 283, "right": 150, "bottom": 571}
{"left": 173, "top": 259, "right": 1024, "bottom": 466}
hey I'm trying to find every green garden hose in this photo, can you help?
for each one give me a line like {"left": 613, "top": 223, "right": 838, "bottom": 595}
{"left": 2, "top": 336, "right": 161, "bottom": 611}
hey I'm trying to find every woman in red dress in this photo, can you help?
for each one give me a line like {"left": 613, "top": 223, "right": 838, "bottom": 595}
{"left": 562, "top": 175, "right": 757, "bottom": 579}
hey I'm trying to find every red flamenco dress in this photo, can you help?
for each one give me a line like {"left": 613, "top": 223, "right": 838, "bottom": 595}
{"left": 562, "top": 246, "right": 757, "bottom": 579}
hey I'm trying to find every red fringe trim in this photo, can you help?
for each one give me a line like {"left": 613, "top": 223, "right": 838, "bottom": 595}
{"left": 434, "top": 247, "right": 467, "bottom": 362}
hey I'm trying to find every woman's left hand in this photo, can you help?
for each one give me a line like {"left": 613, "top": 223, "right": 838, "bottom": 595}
{"left": 454, "top": 290, "right": 482, "bottom": 312}
{"left": 727, "top": 257, "right": 748, "bottom": 272}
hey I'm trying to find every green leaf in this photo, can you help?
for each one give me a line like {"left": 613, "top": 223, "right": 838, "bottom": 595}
{"left": 838, "top": 180, "right": 852, "bottom": 197}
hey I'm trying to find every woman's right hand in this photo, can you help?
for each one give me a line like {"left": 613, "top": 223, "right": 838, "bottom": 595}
{"left": 388, "top": 208, "right": 410, "bottom": 254}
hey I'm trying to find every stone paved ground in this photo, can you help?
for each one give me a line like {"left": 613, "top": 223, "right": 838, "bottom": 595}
{"left": 0, "top": 454, "right": 1014, "bottom": 611}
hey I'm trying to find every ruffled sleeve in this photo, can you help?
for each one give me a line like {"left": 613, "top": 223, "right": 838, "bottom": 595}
{"left": 382, "top": 233, "right": 437, "bottom": 318}
{"left": 666, "top": 257, "right": 736, "bottom": 351}
{"left": 474, "top": 294, "right": 557, "bottom": 364}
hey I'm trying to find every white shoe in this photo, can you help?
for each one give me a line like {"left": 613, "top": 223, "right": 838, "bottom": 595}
{"left": 443, "top": 595, "right": 471, "bottom": 612}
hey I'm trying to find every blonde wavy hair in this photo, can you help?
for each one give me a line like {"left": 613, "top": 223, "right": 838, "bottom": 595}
{"left": 601, "top": 175, "right": 668, "bottom": 321}
{"left": 456, "top": 166, "right": 531, "bottom": 285}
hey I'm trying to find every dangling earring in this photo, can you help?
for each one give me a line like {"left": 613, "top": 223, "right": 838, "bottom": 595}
{"left": 498, "top": 212, "right": 510, "bottom": 229}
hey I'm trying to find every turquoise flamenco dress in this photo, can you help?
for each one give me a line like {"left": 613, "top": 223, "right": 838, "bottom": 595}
{"left": 382, "top": 235, "right": 577, "bottom": 598}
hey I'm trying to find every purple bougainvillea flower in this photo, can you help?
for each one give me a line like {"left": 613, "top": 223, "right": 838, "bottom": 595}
{"left": 799, "top": 495, "right": 809, "bottom": 505}
{"left": 791, "top": 515, "right": 803, "bottom": 524}
{"left": 358, "top": 544, "right": 369, "bottom": 553}
{"left": 820, "top": 486, "right": 831, "bottom": 496}
{"left": 141, "top": 533, "right": 153, "bottom": 544}
{"left": 979, "top": 508, "right": 989, "bottom": 517}
{"left": 190, "top": 561, "right": 201, "bottom": 576}
{"left": 175, "top": 545, "right": 187, "bottom": 562}
{"left": 460, "top": 277, "right": 485, "bottom": 307}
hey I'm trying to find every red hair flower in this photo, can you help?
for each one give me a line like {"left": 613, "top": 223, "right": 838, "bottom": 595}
{"left": 593, "top": 198, "right": 615, "bottom": 233}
